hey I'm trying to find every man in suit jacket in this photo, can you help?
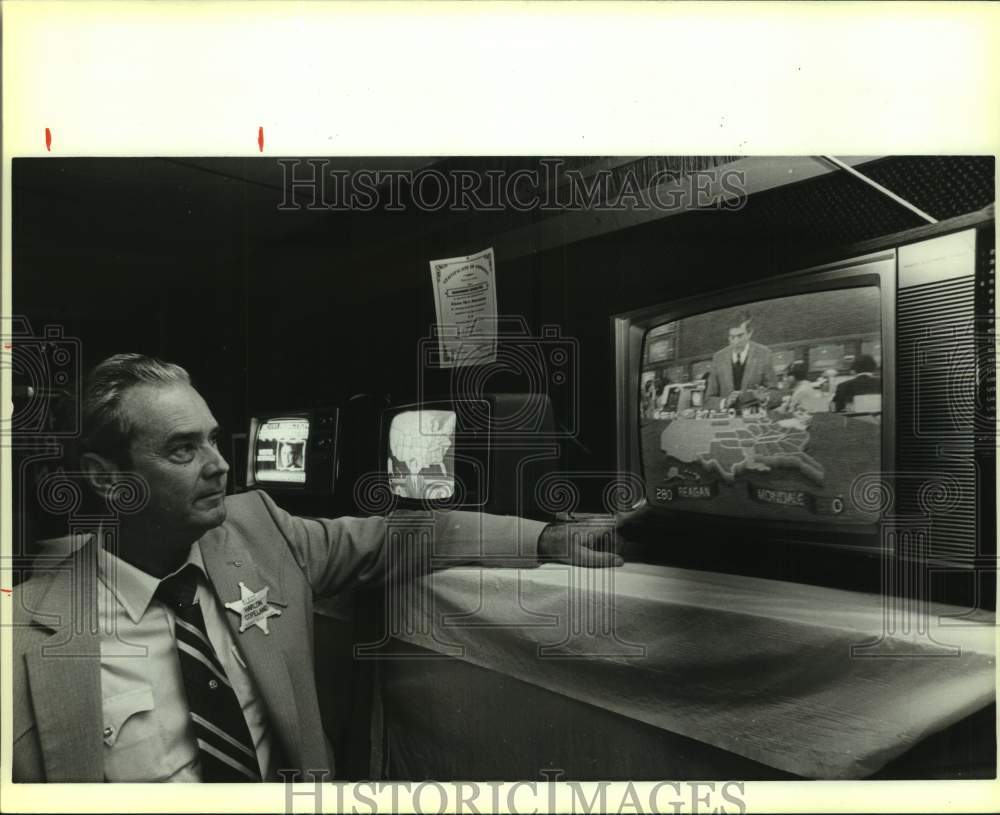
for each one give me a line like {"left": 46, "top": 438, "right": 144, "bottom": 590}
{"left": 11, "top": 354, "right": 620, "bottom": 783}
{"left": 704, "top": 312, "right": 778, "bottom": 410}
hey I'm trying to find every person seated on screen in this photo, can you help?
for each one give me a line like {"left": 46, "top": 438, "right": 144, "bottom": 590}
{"left": 655, "top": 377, "right": 672, "bottom": 410}
{"left": 832, "top": 353, "right": 881, "bottom": 413}
{"left": 785, "top": 361, "right": 831, "bottom": 414}
{"left": 704, "top": 311, "right": 778, "bottom": 410}
{"left": 819, "top": 367, "right": 840, "bottom": 394}
{"left": 641, "top": 379, "right": 657, "bottom": 418}
{"left": 11, "top": 354, "right": 624, "bottom": 784}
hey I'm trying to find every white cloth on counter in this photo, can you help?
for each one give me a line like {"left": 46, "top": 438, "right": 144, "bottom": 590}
{"left": 389, "top": 562, "right": 996, "bottom": 779}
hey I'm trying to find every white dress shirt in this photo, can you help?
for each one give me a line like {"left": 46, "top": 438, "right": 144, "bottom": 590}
{"left": 97, "top": 544, "right": 274, "bottom": 782}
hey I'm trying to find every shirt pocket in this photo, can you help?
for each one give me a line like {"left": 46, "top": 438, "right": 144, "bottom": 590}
{"left": 102, "top": 685, "right": 173, "bottom": 782}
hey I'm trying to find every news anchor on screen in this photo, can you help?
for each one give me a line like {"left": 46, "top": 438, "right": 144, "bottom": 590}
{"left": 704, "top": 311, "right": 778, "bottom": 409}
{"left": 277, "top": 441, "right": 304, "bottom": 470}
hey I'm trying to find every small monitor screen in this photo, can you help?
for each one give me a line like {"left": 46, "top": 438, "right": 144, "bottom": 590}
{"left": 647, "top": 337, "right": 675, "bottom": 363}
{"left": 770, "top": 349, "right": 797, "bottom": 376}
{"left": 254, "top": 418, "right": 309, "bottom": 484}
{"left": 664, "top": 364, "right": 687, "bottom": 384}
{"left": 809, "top": 343, "right": 847, "bottom": 372}
{"left": 664, "top": 388, "right": 681, "bottom": 412}
{"left": 640, "top": 286, "right": 882, "bottom": 524}
{"left": 387, "top": 409, "right": 457, "bottom": 500}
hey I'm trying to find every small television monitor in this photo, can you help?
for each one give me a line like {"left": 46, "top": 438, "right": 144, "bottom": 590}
{"left": 808, "top": 343, "right": 848, "bottom": 373}
{"left": 255, "top": 418, "right": 309, "bottom": 484}
{"left": 244, "top": 408, "right": 339, "bottom": 493}
{"left": 770, "top": 348, "right": 797, "bottom": 376}
{"left": 647, "top": 337, "right": 675, "bottom": 363}
{"left": 378, "top": 394, "right": 557, "bottom": 515}
{"left": 664, "top": 363, "right": 687, "bottom": 384}
{"left": 386, "top": 407, "right": 461, "bottom": 502}
{"left": 663, "top": 387, "right": 682, "bottom": 413}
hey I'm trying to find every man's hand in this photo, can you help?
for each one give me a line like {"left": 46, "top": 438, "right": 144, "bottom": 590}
{"left": 725, "top": 391, "right": 740, "bottom": 408}
{"left": 537, "top": 517, "right": 625, "bottom": 567}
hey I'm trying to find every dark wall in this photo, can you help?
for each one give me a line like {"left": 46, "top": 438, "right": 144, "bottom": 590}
{"left": 659, "top": 286, "right": 882, "bottom": 360}
{"left": 11, "top": 155, "right": 994, "bottom": 534}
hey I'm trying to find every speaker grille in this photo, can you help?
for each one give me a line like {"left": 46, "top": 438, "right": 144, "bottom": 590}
{"left": 897, "top": 274, "right": 978, "bottom": 567}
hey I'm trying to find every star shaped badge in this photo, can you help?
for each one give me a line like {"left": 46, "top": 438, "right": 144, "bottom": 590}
{"left": 224, "top": 581, "right": 282, "bottom": 634}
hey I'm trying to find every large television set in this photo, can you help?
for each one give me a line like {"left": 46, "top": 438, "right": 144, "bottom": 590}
{"left": 377, "top": 393, "right": 558, "bottom": 516}
{"left": 615, "top": 215, "right": 995, "bottom": 599}
{"left": 624, "top": 258, "right": 891, "bottom": 533}
{"left": 244, "top": 407, "right": 340, "bottom": 494}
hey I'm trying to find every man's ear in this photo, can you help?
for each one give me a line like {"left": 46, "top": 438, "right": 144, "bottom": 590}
{"left": 80, "top": 451, "right": 118, "bottom": 497}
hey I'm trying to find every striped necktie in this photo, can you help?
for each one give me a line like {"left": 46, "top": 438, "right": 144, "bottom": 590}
{"left": 156, "top": 565, "right": 263, "bottom": 782}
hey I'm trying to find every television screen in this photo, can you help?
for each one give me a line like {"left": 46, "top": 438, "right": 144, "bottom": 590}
{"left": 770, "top": 348, "right": 797, "bottom": 376}
{"left": 254, "top": 417, "right": 310, "bottom": 484}
{"left": 663, "top": 388, "right": 681, "bottom": 412}
{"left": 387, "top": 409, "right": 457, "bottom": 500}
{"left": 639, "top": 286, "right": 882, "bottom": 524}
{"left": 647, "top": 337, "right": 675, "bottom": 363}
{"left": 664, "top": 364, "right": 687, "bottom": 384}
{"left": 809, "top": 343, "right": 847, "bottom": 372}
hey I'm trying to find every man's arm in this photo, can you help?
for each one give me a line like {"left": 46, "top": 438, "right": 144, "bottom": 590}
{"left": 250, "top": 491, "right": 620, "bottom": 599}
{"left": 537, "top": 517, "right": 625, "bottom": 568}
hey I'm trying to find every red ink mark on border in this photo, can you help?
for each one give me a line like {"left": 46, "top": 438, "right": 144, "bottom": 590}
{"left": 3, "top": 344, "right": 12, "bottom": 351}
{"left": 0, "top": 588, "right": 12, "bottom": 594}
{"left": 257, "top": 126, "right": 264, "bottom": 153}
{"left": 45, "top": 128, "right": 52, "bottom": 151}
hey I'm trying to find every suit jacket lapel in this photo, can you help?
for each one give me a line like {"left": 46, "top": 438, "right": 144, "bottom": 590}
{"left": 747, "top": 342, "right": 762, "bottom": 385}
{"left": 198, "top": 524, "right": 304, "bottom": 770}
{"left": 23, "top": 540, "right": 104, "bottom": 781}
{"left": 716, "top": 349, "right": 733, "bottom": 395}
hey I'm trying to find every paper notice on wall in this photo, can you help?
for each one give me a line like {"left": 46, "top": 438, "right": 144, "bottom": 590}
{"left": 429, "top": 247, "right": 498, "bottom": 368}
